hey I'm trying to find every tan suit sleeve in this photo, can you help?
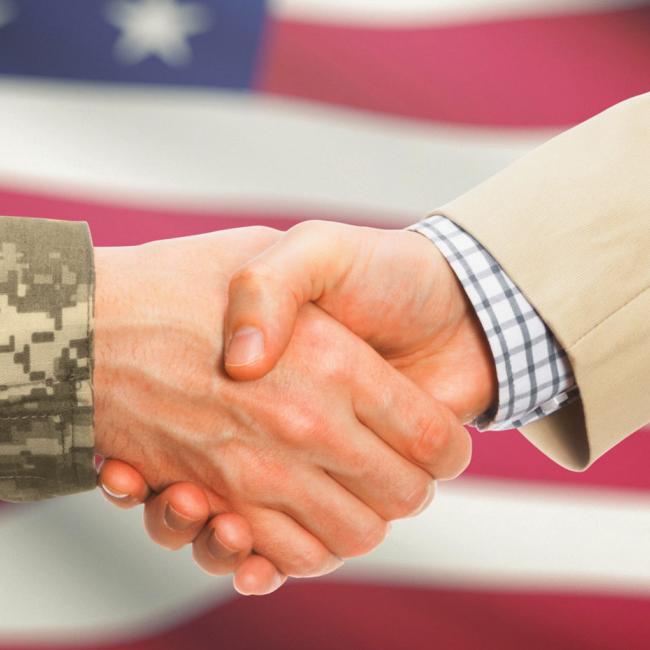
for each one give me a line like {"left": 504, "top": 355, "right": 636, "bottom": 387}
{"left": 0, "top": 217, "right": 95, "bottom": 501}
{"left": 434, "top": 92, "right": 650, "bottom": 470}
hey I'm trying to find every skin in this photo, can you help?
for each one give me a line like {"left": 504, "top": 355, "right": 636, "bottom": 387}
{"left": 222, "top": 222, "right": 496, "bottom": 420}
{"left": 93, "top": 226, "right": 472, "bottom": 594}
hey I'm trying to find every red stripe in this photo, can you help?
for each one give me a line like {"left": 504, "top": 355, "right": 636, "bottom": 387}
{"left": 467, "top": 425, "right": 650, "bottom": 491}
{"left": 1, "top": 186, "right": 648, "bottom": 491}
{"left": 5, "top": 581, "right": 650, "bottom": 650}
{"left": 0, "top": 187, "right": 301, "bottom": 245}
{"left": 0, "top": 186, "right": 395, "bottom": 245}
{"left": 258, "top": 7, "right": 650, "bottom": 127}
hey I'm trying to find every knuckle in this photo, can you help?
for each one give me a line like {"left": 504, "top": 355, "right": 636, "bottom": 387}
{"left": 440, "top": 427, "right": 473, "bottom": 480}
{"left": 411, "top": 411, "right": 450, "bottom": 466}
{"left": 282, "top": 425, "right": 319, "bottom": 448}
{"left": 288, "top": 220, "right": 328, "bottom": 238}
{"left": 339, "top": 519, "right": 389, "bottom": 558}
{"left": 230, "top": 263, "right": 272, "bottom": 293}
{"left": 387, "top": 478, "right": 434, "bottom": 520}
{"left": 229, "top": 258, "right": 296, "bottom": 311}
{"left": 284, "top": 545, "right": 333, "bottom": 578}
{"left": 275, "top": 406, "right": 327, "bottom": 448}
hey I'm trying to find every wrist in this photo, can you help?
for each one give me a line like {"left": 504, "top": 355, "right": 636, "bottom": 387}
{"left": 463, "top": 299, "right": 499, "bottom": 419}
{"left": 442, "top": 258, "right": 499, "bottom": 422}
{"left": 92, "top": 246, "right": 132, "bottom": 457}
{"left": 407, "top": 229, "right": 497, "bottom": 422}
{"left": 408, "top": 220, "right": 498, "bottom": 422}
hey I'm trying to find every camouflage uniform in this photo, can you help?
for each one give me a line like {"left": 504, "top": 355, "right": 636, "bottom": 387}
{"left": 0, "top": 216, "right": 95, "bottom": 501}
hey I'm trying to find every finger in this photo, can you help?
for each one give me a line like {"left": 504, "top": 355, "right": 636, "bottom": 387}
{"left": 353, "top": 361, "right": 473, "bottom": 481}
{"left": 274, "top": 467, "right": 389, "bottom": 560}
{"left": 191, "top": 512, "right": 256, "bottom": 575}
{"left": 322, "top": 420, "right": 436, "bottom": 522}
{"left": 98, "top": 458, "right": 151, "bottom": 509}
{"left": 236, "top": 507, "right": 343, "bottom": 579}
{"left": 224, "top": 221, "right": 356, "bottom": 381}
{"left": 144, "top": 483, "right": 211, "bottom": 550}
{"left": 234, "top": 555, "right": 288, "bottom": 596}
{"left": 255, "top": 361, "right": 437, "bottom": 525}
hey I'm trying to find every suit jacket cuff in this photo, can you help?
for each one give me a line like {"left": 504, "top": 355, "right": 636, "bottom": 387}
{"left": 431, "top": 93, "right": 650, "bottom": 470}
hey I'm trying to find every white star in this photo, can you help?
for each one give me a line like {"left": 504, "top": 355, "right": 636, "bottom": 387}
{"left": 105, "top": 0, "right": 211, "bottom": 67}
{"left": 0, "top": 0, "right": 16, "bottom": 29}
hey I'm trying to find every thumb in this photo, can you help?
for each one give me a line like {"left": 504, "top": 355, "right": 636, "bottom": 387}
{"left": 224, "top": 221, "right": 354, "bottom": 381}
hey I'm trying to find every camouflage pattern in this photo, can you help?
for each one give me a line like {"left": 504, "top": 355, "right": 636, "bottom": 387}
{"left": 0, "top": 216, "right": 95, "bottom": 501}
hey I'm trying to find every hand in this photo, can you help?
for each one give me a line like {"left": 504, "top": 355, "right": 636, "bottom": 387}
{"left": 100, "top": 460, "right": 309, "bottom": 595}
{"left": 98, "top": 459, "right": 270, "bottom": 594}
{"left": 93, "top": 227, "right": 471, "bottom": 593}
{"left": 223, "top": 221, "right": 497, "bottom": 421}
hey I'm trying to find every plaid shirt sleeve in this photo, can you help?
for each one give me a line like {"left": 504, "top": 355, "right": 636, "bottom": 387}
{"left": 408, "top": 215, "right": 579, "bottom": 431}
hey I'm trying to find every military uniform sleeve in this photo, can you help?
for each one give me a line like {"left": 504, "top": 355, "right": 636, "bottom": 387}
{"left": 0, "top": 216, "right": 95, "bottom": 501}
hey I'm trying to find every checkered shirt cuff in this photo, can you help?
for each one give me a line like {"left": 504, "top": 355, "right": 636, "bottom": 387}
{"left": 409, "top": 215, "right": 579, "bottom": 431}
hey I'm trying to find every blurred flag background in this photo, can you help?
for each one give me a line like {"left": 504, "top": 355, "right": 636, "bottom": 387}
{"left": 0, "top": 0, "right": 649, "bottom": 648}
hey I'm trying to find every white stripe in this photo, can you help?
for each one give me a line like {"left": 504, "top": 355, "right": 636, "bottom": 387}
{"left": 0, "top": 79, "right": 549, "bottom": 225}
{"left": 350, "top": 478, "right": 650, "bottom": 593}
{"left": 0, "top": 493, "right": 233, "bottom": 641}
{"left": 271, "top": 0, "right": 646, "bottom": 26}
{"left": 0, "top": 479, "right": 648, "bottom": 641}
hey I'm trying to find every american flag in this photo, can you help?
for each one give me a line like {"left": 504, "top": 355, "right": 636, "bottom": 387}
{"left": 0, "top": 1, "right": 649, "bottom": 648}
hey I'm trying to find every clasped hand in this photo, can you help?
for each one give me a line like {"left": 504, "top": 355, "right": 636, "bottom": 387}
{"left": 93, "top": 223, "right": 494, "bottom": 595}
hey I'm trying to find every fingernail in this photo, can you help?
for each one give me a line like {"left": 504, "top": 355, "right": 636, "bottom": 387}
{"left": 269, "top": 572, "right": 286, "bottom": 593}
{"left": 208, "top": 530, "right": 238, "bottom": 560}
{"left": 101, "top": 483, "right": 130, "bottom": 500}
{"left": 226, "top": 327, "right": 264, "bottom": 367}
{"left": 234, "top": 572, "right": 285, "bottom": 597}
{"left": 264, "top": 573, "right": 285, "bottom": 596}
{"left": 163, "top": 504, "right": 197, "bottom": 532}
{"left": 208, "top": 529, "right": 238, "bottom": 558}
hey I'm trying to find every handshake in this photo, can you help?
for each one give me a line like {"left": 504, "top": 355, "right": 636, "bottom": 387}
{"left": 93, "top": 221, "right": 495, "bottom": 596}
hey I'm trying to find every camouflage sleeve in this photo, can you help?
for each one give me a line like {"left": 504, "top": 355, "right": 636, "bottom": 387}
{"left": 0, "top": 216, "right": 95, "bottom": 502}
